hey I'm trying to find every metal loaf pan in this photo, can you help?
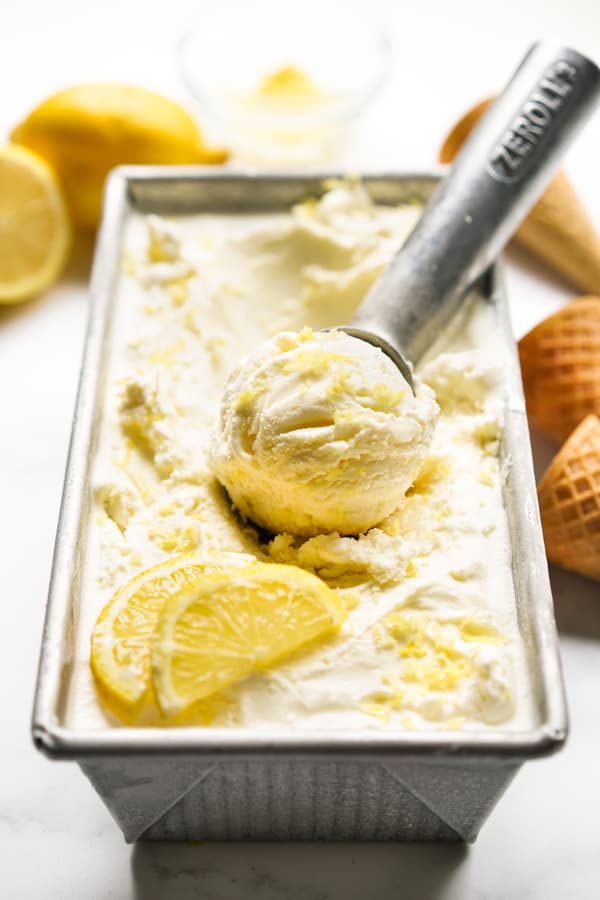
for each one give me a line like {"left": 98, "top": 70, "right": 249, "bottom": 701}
{"left": 32, "top": 168, "right": 568, "bottom": 843}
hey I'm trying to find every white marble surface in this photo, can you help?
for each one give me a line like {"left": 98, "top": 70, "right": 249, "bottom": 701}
{"left": 1, "top": 1, "right": 599, "bottom": 897}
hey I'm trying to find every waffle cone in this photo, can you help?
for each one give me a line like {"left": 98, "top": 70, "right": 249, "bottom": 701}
{"left": 518, "top": 297, "right": 600, "bottom": 442}
{"left": 440, "top": 101, "right": 600, "bottom": 293}
{"left": 537, "top": 415, "right": 600, "bottom": 581}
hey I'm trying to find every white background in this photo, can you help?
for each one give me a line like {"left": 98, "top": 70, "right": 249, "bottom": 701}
{"left": 1, "top": 1, "right": 599, "bottom": 897}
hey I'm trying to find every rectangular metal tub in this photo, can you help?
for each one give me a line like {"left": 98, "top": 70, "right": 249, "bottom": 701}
{"left": 32, "top": 168, "right": 568, "bottom": 843}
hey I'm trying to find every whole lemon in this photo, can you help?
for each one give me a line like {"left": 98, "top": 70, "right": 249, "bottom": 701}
{"left": 11, "top": 83, "right": 228, "bottom": 230}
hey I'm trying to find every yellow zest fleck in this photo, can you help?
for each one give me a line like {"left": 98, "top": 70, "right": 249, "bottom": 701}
{"left": 380, "top": 673, "right": 405, "bottom": 708}
{"left": 296, "top": 326, "right": 315, "bottom": 342}
{"left": 342, "top": 591, "right": 360, "bottom": 611}
{"left": 445, "top": 716, "right": 466, "bottom": 730}
{"left": 147, "top": 523, "right": 201, "bottom": 554}
{"left": 184, "top": 308, "right": 200, "bottom": 335}
{"left": 357, "top": 382, "right": 404, "bottom": 411}
{"left": 113, "top": 441, "right": 153, "bottom": 502}
{"left": 479, "top": 459, "right": 498, "bottom": 487}
{"left": 114, "top": 459, "right": 153, "bottom": 504}
{"left": 122, "top": 252, "right": 137, "bottom": 276}
{"left": 118, "top": 439, "right": 133, "bottom": 469}
{"left": 450, "top": 569, "right": 467, "bottom": 582}
{"left": 407, "top": 657, "right": 470, "bottom": 691}
{"left": 460, "top": 618, "right": 505, "bottom": 645}
{"left": 148, "top": 339, "right": 185, "bottom": 369}
{"left": 282, "top": 347, "right": 353, "bottom": 377}
{"left": 333, "top": 407, "right": 359, "bottom": 426}
{"left": 359, "top": 701, "right": 391, "bottom": 722}
{"left": 407, "top": 457, "right": 450, "bottom": 496}
{"left": 325, "top": 370, "right": 350, "bottom": 400}
{"left": 384, "top": 611, "right": 426, "bottom": 643}
{"left": 399, "top": 639, "right": 428, "bottom": 659}
{"left": 168, "top": 281, "right": 189, "bottom": 306}
{"left": 296, "top": 196, "right": 318, "bottom": 218}
{"left": 372, "top": 623, "right": 395, "bottom": 651}
{"left": 234, "top": 388, "right": 260, "bottom": 412}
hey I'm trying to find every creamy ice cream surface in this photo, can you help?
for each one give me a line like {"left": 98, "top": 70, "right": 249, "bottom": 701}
{"left": 66, "top": 182, "right": 535, "bottom": 732}
{"left": 210, "top": 328, "right": 439, "bottom": 536}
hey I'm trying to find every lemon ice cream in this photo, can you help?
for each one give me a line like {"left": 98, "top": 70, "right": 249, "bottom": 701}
{"left": 210, "top": 328, "right": 438, "bottom": 536}
{"left": 65, "top": 182, "right": 534, "bottom": 732}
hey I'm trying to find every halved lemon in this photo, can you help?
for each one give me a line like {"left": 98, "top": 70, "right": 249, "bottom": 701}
{"left": 0, "top": 144, "right": 71, "bottom": 303}
{"left": 151, "top": 563, "right": 346, "bottom": 718}
{"left": 91, "top": 551, "right": 255, "bottom": 722}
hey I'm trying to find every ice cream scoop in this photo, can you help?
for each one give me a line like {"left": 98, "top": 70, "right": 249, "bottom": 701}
{"left": 347, "top": 43, "right": 600, "bottom": 389}
{"left": 212, "top": 43, "right": 600, "bottom": 536}
{"left": 440, "top": 99, "right": 600, "bottom": 297}
{"left": 210, "top": 328, "right": 438, "bottom": 536}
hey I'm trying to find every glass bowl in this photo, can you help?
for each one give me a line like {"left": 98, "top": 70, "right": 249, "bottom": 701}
{"left": 177, "top": 0, "right": 391, "bottom": 164}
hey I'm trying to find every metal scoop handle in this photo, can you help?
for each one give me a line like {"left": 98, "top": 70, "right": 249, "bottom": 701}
{"left": 349, "top": 42, "right": 600, "bottom": 373}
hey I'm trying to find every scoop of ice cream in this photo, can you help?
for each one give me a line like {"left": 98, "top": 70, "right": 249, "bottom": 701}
{"left": 210, "top": 328, "right": 439, "bottom": 536}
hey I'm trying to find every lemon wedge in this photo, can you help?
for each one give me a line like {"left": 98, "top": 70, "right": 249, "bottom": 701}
{"left": 0, "top": 144, "right": 71, "bottom": 303}
{"left": 91, "top": 551, "right": 255, "bottom": 722}
{"left": 11, "top": 83, "right": 228, "bottom": 230}
{"left": 151, "top": 562, "right": 346, "bottom": 718}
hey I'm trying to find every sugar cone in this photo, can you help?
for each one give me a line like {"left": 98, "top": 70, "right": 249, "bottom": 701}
{"left": 518, "top": 297, "right": 600, "bottom": 442}
{"left": 538, "top": 414, "right": 600, "bottom": 582}
{"left": 516, "top": 172, "right": 600, "bottom": 295}
{"left": 439, "top": 101, "right": 600, "bottom": 294}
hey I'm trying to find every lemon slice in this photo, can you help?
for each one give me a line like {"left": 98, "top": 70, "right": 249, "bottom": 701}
{"left": 0, "top": 144, "right": 71, "bottom": 303}
{"left": 151, "top": 563, "right": 346, "bottom": 717}
{"left": 91, "top": 551, "right": 255, "bottom": 722}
